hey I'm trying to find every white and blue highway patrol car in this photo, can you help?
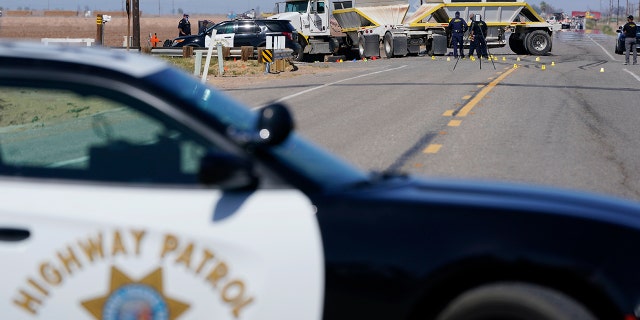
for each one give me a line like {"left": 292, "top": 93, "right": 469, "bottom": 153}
{"left": 3, "top": 41, "right": 640, "bottom": 320}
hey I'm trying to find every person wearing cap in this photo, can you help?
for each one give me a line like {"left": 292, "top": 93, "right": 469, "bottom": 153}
{"left": 622, "top": 15, "right": 637, "bottom": 65}
{"left": 448, "top": 11, "right": 468, "bottom": 59}
{"left": 178, "top": 13, "right": 192, "bottom": 37}
{"left": 199, "top": 20, "right": 210, "bottom": 34}
{"left": 468, "top": 14, "right": 489, "bottom": 59}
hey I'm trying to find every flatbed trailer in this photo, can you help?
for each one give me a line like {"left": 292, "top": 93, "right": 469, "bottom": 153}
{"left": 332, "top": 0, "right": 553, "bottom": 58}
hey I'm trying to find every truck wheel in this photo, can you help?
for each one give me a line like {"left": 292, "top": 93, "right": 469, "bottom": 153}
{"left": 384, "top": 32, "right": 394, "bottom": 58}
{"left": 525, "top": 30, "right": 552, "bottom": 56}
{"left": 509, "top": 33, "right": 527, "bottom": 55}
{"left": 358, "top": 35, "right": 366, "bottom": 58}
{"left": 435, "top": 282, "right": 597, "bottom": 320}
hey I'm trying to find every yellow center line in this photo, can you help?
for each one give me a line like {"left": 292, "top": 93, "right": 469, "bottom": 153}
{"left": 423, "top": 144, "right": 442, "bottom": 154}
{"left": 448, "top": 120, "right": 462, "bottom": 127}
{"left": 457, "top": 67, "right": 517, "bottom": 117}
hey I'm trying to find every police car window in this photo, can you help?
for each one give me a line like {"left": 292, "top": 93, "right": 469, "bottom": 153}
{"left": 0, "top": 85, "right": 209, "bottom": 185}
{"left": 216, "top": 23, "right": 235, "bottom": 34}
{"left": 237, "top": 23, "right": 260, "bottom": 33}
{"left": 263, "top": 21, "right": 290, "bottom": 32}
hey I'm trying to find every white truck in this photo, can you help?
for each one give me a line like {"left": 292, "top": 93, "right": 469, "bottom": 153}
{"left": 269, "top": 0, "right": 553, "bottom": 61}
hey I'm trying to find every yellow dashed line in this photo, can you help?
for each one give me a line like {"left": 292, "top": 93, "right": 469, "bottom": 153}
{"left": 424, "top": 144, "right": 442, "bottom": 154}
{"left": 458, "top": 67, "right": 517, "bottom": 117}
{"left": 432, "top": 67, "right": 517, "bottom": 158}
{"left": 448, "top": 120, "right": 462, "bottom": 127}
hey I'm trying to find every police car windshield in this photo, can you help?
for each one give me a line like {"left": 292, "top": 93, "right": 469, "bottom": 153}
{"left": 149, "top": 68, "right": 370, "bottom": 192}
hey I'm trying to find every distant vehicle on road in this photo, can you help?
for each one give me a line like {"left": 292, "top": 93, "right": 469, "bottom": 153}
{"left": 546, "top": 13, "right": 571, "bottom": 29}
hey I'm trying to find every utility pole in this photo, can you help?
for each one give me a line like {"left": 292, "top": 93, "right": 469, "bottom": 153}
{"left": 126, "top": 0, "right": 130, "bottom": 50}
{"left": 132, "top": 0, "right": 140, "bottom": 48}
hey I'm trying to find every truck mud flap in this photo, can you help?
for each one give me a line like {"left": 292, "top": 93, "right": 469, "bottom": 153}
{"left": 392, "top": 34, "right": 408, "bottom": 56}
{"left": 360, "top": 34, "right": 380, "bottom": 58}
{"left": 431, "top": 34, "right": 447, "bottom": 56}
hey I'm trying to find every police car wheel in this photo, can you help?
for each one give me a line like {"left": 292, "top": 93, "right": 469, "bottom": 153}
{"left": 435, "top": 282, "right": 597, "bottom": 320}
{"left": 293, "top": 42, "right": 306, "bottom": 62}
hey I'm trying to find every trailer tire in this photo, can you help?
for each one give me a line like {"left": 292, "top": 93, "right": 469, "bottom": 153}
{"left": 509, "top": 33, "right": 527, "bottom": 55}
{"left": 358, "top": 34, "right": 366, "bottom": 58}
{"left": 383, "top": 32, "right": 394, "bottom": 58}
{"left": 435, "top": 282, "right": 597, "bottom": 320}
{"left": 525, "top": 30, "right": 552, "bottom": 56}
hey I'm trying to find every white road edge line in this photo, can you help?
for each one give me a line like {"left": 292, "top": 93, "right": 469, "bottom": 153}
{"left": 589, "top": 35, "right": 617, "bottom": 61}
{"left": 254, "top": 65, "right": 408, "bottom": 108}
{"left": 589, "top": 35, "right": 640, "bottom": 82}
{"left": 624, "top": 68, "right": 640, "bottom": 82}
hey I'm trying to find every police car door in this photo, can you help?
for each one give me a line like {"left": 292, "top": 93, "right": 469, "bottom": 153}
{"left": 213, "top": 21, "right": 235, "bottom": 47}
{"left": 0, "top": 78, "right": 323, "bottom": 319}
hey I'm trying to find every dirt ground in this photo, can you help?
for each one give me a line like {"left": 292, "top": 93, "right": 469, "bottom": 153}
{"left": 0, "top": 14, "right": 343, "bottom": 89}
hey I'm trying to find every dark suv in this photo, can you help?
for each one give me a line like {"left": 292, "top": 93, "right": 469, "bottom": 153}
{"left": 615, "top": 26, "right": 640, "bottom": 54}
{"left": 170, "top": 19, "right": 301, "bottom": 57}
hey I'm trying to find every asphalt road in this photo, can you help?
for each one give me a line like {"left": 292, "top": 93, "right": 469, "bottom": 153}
{"left": 221, "top": 30, "right": 640, "bottom": 202}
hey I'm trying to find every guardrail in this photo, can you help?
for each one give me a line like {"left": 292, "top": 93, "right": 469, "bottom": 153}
{"left": 148, "top": 47, "right": 294, "bottom": 61}
{"left": 150, "top": 48, "right": 250, "bottom": 58}
{"left": 41, "top": 38, "right": 96, "bottom": 46}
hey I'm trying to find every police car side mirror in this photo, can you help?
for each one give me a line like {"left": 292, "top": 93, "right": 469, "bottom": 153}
{"left": 199, "top": 152, "right": 257, "bottom": 189}
{"left": 225, "top": 103, "right": 293, "bottom": 149}
{"left": 255, "top": 103, "right": 294, "bottom": 146}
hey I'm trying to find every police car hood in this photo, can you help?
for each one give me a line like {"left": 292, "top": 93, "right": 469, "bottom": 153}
{"left": 346, "top": 174, "right": 640, "bottom": 229}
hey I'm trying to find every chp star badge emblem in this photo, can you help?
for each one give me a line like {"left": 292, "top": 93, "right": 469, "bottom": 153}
{"left": 82, "top": 266, "right": 190, "bottom": 320}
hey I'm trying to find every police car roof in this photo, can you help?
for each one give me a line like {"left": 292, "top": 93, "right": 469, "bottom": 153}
{"left": 0, "top": 40, "right": 168, "bottom": 77}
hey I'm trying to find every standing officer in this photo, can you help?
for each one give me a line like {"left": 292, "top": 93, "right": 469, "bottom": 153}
{"left": 622, "top": 15, "right": 638, "bottom": 65}
{"left": 178, "top": 13, "right": 191, "bottom": 37}
{"left": 468, "top": 14, "right": 489, "bottom": 59}
{"left": 448, "top": 11, "right": 468, "bottom": 59}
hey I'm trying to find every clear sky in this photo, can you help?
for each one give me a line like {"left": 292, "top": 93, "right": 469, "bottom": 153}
{"left": 0, "top": 0, "right": 620, "bottom": 15}
{"left": 536, "top": 0, "right": 610, "bottom": 13}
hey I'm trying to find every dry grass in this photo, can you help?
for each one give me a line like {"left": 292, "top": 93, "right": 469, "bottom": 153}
{"left": 0, "top": 14, "right": 226, "bottom": 47}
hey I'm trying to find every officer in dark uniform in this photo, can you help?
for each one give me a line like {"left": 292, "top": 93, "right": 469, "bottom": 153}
{"left": 178, "top": 13, "right": 191, "bottom": 37}
{"left": 448, "top": 11, "right": 468, "bottom": 59}
{"left": 622, "top": 15, "right": 638, "bottom": 65}
{"left": 468, "top": 14, "right": 489, "bottom": 59}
